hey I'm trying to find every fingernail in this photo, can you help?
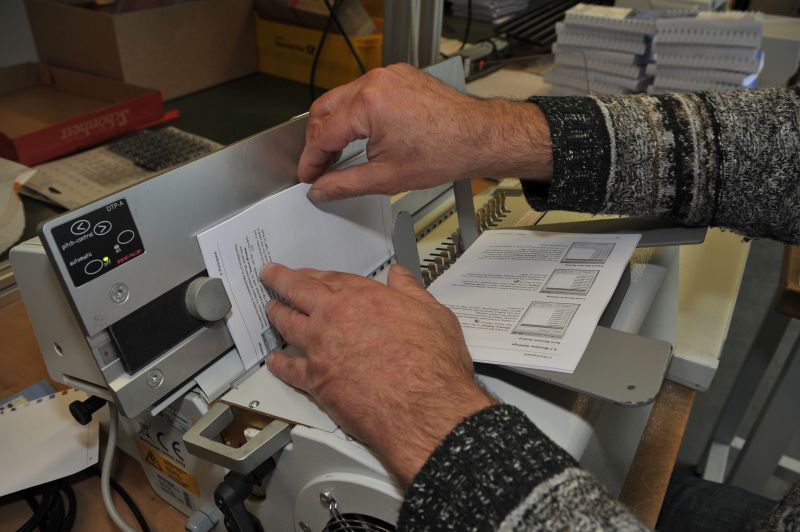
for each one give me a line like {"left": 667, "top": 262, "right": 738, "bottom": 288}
{"left": 266, "top": 299, "right": 275, "bottom": 313}
{"left": 307, "top": 187, "right": 328, "bottom": 204}
{"left": 265, "top": 353, "right": 274, "bottom": 371}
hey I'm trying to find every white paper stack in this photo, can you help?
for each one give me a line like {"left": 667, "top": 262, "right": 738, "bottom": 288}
{"left": 0, "top": 158, "right": 29, "bottom": 256}
{"left": 545, "top": 4, "right": 659, "bottom": 95}
{"left": 650, "top": 12, "right": 764, "bottom": 93}
{"left": 452, "top": 0, "right": 530, "bottom": 23}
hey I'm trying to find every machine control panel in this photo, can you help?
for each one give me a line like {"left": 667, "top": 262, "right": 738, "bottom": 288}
{"left": 51, "top": 199, "right": 145, "bottom": 287}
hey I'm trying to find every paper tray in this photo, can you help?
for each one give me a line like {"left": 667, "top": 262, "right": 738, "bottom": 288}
{"left": 501, "top": 326, "right": 673, "bottom": 406}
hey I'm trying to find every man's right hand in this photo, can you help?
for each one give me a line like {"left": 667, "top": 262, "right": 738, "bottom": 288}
{"left": 298, "top": 63, "right": 553, "bottom": 203}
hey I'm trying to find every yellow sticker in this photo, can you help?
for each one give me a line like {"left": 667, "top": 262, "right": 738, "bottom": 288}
{"left": 137, "top": 442, "right": 200, "bottom": 496}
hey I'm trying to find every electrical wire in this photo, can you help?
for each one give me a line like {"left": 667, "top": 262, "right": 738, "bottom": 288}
{"left": 90, "top": 468, "right": 151, "bottom": 532}
{"left": 458, "top": 0, "right": 473, "bottom": 51}
{"left": 0, "top": 404, "right": 146, "bottom": 532}
{"left": 1, "top": 480, "right": 77, "bottom": 532}
{"left": 309, "top": 0, "right": 367, "bottom": 103}
{"left": 309, "top": 6, "right": 335, "bottom": 103}
{"left": 101, "top": 403, "right": 138, "bottom": 532}
{"left": 323, "top": 0, "right": 366, "bottom": 73}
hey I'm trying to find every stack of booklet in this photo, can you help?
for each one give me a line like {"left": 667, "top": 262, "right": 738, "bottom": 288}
{"left": 452, "top": 0, "right": 530, "bottom": 23}
{"left": 649, "top": 12, "right": 764, "bottom": 93}
{"left": 545, "top": 4, "right": 659, "bottom": 95}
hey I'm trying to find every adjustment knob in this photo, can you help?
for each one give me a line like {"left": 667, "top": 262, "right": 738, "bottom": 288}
{"left": 69, "top": 395, "right": 107, "bottom": 425}
{"left": 186, "top": 277, "right": 232, "bottom": 322}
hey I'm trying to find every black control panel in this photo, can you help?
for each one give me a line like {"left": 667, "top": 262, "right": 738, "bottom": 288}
{"left": 51, "top": 199, "right": 145, "bottom": 287}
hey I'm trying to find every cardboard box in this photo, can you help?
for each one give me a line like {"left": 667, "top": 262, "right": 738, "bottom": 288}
{"left": 254, "top": 0, "right": 377, "bottom": 36}
{"left": 256, "top": 16, "right": 382, "bottom": 90}
{"left": 25, "top": 0, "right": 258, "bottom": 100}
{"left": 0, "top": 63, "right": 164, "bottom": 166}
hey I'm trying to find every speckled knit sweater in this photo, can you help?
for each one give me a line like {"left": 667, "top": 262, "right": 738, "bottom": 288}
{"left": 397, "top": 87, "right": 800, "bottom": 531}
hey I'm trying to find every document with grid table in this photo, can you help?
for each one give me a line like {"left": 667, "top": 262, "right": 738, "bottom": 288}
{"left": 428, "top": 229, "right": 640, "bottom": 373}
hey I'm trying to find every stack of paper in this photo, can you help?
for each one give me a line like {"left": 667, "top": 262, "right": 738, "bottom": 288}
{"left": 650, "top": 12, "right": 764, "bottom": 93}
{"left": 451, "top": 0, "right": 530, "bottom": 23}
{"left": 545, "top": 4, "right": 659, "bottom": 95}
{"left": 0, "top": 159, "right": 29, "bottom": 256}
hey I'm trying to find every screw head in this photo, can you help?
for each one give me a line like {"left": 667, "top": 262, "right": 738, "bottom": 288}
{"left": 146, "top": 369, "right": 164, "bottom": 388}
{"left": 249, "top": 400, "right": 260, "bottom": 408}
{"left": 320, "top": 491, "right": 334, "bottom": 504}
{"left": 110, "top": 283, "right": 129, "bottom": 304}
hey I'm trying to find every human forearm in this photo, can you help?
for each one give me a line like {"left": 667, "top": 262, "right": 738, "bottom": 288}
{"left": 399, "top": 404, "right": 648, "bottom": 531}
{"left": 525, "top": 87, "right": 800, "bottom": 244}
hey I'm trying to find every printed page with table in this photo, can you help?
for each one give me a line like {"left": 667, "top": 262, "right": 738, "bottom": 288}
{"left": 428, "top": 229, "right": 640, "bottom": 373}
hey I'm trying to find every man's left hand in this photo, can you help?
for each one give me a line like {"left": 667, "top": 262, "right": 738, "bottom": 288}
{"left": 260, "top": 263, "right": 496, "bottom": 487}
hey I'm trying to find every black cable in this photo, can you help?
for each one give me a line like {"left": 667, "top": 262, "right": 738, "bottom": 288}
{"left": 90, "top": 466, "right": 151, "bottom": 532}
{"left": 5, "top": 480, "right": 77, "bottom": 532}
{"left": 309, "top": 6, "right": 335, "bottom": 103}
{"left": 17, "top": 483, "right": 58, "bottom": 532}
{"left": 309, "top": 0, "right": 368, "bottom": 103}
{"left": 58, "top": 481, "right": 77, "bottom": 532}
{"left": 459, "top": 0, "right": 473, "bottom": 51}
{"left": 323, "top": 0, "right": 366, "bottom": 74}
{"left": 45, "top": 482, "right": 64, "bottom": 532}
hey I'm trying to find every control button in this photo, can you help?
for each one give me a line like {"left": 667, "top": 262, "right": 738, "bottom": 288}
{"left": 117, "top": 229, "right": 135, "bottom": 245}
{"left": 70, "top": 219, "right": 91, "bottom": 236}
{"left": 93, "top": 221, "right": 112, "bottom": 236}
{"left": 84, "top": 259, "right": 104, "bottom": 276}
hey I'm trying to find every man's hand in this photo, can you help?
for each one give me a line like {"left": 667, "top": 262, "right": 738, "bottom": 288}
{"left": 299, "top": 63, "right": 552, "bottom": 203}
{"left": 260, "top": 263, "right": 496, "bottom": 487}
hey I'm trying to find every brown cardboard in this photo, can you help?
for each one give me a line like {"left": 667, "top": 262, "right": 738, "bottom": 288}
{"left": 253, "top": 0, "right": 377, "bottom": 36}
{"left": 0, "top": 63, "right": 164, "bottom": 165}
{"left": 256, "top": 16, "right": 382, "bottom": 89}
{"left": 25, "top": 0, "right": 258, "bottom": 100}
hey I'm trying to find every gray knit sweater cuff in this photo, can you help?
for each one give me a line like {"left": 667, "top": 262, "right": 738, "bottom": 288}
{"left": 522, "top": 96, "right": 611, "bottom": 213}
{"left": 397, "top": 404, "right": 576, "bottom": 531}
{"left": 523, "top": 89, "right": 800, "bottom": 244}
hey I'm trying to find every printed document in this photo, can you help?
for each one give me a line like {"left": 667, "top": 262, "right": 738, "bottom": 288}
{"left": 196, "top": 182, "right": 393, "bottom": 371}
{"left": 428, "top": 229, "right": 640, "bottom": 373}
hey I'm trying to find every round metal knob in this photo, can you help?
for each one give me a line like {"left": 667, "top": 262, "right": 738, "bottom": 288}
{"left": 186, "top": 277, "right": 231, "bottom": 322}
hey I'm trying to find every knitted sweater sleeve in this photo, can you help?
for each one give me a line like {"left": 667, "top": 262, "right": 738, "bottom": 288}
{"left": 523, "top": 87, "right": 800, "bottom": 244}
{"left": 397, "top": 405, "right": 647, "bottom": 531}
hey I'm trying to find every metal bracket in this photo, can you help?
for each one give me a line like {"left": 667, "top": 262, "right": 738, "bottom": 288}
{"left": 497, "top": 326, "right": 673, "bottom": 406}
{"left": 183, "top": 403, "right": 291, "bottom": 475}
{"left": 453, "top": 180, "right": 480, "bottom": 250}
{"left": 392, "top": 211, "right": 423, "bottom": 285}
{"left": 532, "top": 217, "right": 708, "bottom": 247}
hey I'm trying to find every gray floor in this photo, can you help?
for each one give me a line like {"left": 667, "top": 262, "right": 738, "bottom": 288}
{"left": 677, "top": 237, "right": 800, "bottom": 500}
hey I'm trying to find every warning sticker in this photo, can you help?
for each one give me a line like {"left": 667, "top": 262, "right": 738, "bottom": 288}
{"left": 137, "top": 442, "right": 200, "bottom": 496}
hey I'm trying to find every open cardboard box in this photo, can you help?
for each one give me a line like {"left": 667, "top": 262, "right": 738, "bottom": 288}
{"left": 25, "top": 0, "right": 258, "bottom": 100}
{"left": 0, "top": 63, "right": 165, "bottom": 166}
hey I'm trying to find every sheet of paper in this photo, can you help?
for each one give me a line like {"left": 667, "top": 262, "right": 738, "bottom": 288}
{"left": 0, "top": 157, "right": 29, "bottom": 255}
{"left": 196, "top": 180, "right": 393, "bottom": 372}
{"left": 0, "top": 389, "right": 99, "bottom": 497}
{"left": 428, "top": 229, "right": 640, "bottom": 373}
